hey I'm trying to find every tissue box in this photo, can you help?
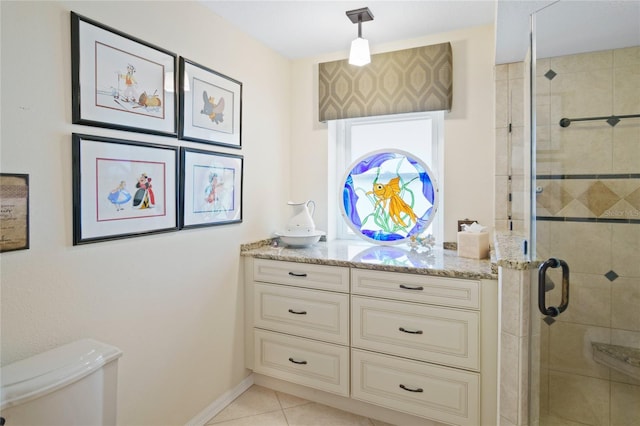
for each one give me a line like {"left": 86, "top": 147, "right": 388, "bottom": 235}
{"left": 457, "top": 231, "right": 490, "bottom": 259}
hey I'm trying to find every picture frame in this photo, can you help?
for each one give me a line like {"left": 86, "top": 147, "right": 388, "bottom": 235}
{"left": 71, "top": 12, "right": 177, "bottom": 136}
{"left": 179, "top": 58, "right": 242, "bottom": 149}
{"left": 180, "top": 147, "right": 243, "bottom": 229}
{"left": 0, "top": 173, "right": 30, "bottom": 253}
{"left": 72, "top": 133, "right": 179, "bottom": 245}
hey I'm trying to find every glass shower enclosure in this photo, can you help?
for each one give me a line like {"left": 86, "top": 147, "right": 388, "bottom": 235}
{"left": 530, "top": 1, "right": 640, "bottom": 425}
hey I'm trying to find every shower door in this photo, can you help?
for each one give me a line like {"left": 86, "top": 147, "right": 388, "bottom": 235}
{"left": 530, "top": 1, "right": 640, "bottom": 425}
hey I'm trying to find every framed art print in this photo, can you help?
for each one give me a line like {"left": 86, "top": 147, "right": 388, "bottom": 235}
{"left": 340, "top": 149, "right": 439, "bottom": 245}
{"left": 0, "top": 173, "right": 29, "bottom": 253}
{"left": 71, "top": 12, "right": 177, "bottom": 136}
{"left": 180, "top": 147, "right": 243, "bottom": 229}
{"left": 72, "top": 133, "right": 179, "bottom": 245}
{"left": 179, "top": 58, "right": 242, "bottom": 148}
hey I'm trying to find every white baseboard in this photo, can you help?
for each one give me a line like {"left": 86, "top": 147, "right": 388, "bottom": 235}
{"left": 185, "top": 374, "right": 254, "bottom": 426}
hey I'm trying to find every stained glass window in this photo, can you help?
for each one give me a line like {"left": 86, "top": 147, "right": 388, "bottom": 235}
{"left": 340, "top": 150, "right": 439, "bottom": 244}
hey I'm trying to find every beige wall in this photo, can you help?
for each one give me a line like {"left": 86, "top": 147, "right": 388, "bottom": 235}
{"left": 0, "top": 1, "right": 291, "bottom": 424}
{"left": 288, "top": 25, "right": 496, "bottom": 243}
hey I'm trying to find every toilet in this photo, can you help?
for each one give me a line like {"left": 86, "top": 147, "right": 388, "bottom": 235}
{"left": 0, "top": 339, "right": 123, "bottom": 426}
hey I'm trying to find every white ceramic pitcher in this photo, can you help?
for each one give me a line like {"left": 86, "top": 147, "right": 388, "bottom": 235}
{"left": 286, "top": 200, "right": 316, "bottom": 234}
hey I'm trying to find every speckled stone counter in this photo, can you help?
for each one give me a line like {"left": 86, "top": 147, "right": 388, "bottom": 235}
{"left": 493, "top": 230, "right": 540, "bottom": 270}
{"left": 241, "top": 238, "right": 497, "bottom": 280}
{"left": 592, "top": 342, "right": 640, "bottom": 381}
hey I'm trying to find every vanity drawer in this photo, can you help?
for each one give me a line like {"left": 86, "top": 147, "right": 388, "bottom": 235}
{"left": 351, "top": 296, "right": 480, "bottom": 370}
{"left": 352, "top": 349, "right": 480, "bottom": 426}
{"left": 253, "top": 259, "right": 349, "bottom": 292}
{"left": 351, "top": 268, "right": 480, "bottom": 309}
{"left": 254, "top": 329, "right": 349, "bottom": 396}
{"left": 254, "top": 283, "right": 349, "bottom": 345}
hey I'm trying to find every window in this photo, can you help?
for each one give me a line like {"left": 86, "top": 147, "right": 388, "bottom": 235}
{"left": 331, "top": 111, "right": 444, "bottom": 244}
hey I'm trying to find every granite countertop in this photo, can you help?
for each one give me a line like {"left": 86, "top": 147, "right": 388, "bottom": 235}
{"left": 493, "top": 231, "right": 540, "bottom": 270}
{"left": 241, "top": 238, "right": 497, "bottom": 280}
{"left": 241, "top": 231, "right": 537, "bottom": 280}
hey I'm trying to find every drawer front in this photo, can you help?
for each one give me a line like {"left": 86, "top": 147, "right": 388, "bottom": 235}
{"left": 352, "top": 349, "right": 480, "bottom": 426}
{"left": 351, "top": 268, "right": 480, "bottom": 309}
{"left": 253, "top": 329, "right": 349, "bottom": 396}
{"left": 352, "top": 296, "right": 480, "bottom": 370}
{"left": 253, "top": 259, "right": 349, "bottom": 292}
{"left": 254, "top": 283, "right": 349, "bottom": 345}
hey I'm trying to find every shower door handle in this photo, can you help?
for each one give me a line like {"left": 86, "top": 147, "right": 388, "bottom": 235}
{"left": 538, "top": 258, "right": 570, "bottom": 317}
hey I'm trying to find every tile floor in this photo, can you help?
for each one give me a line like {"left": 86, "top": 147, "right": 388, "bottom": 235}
{"left": 205, "top": 385, "right": 395, "bottom": 426}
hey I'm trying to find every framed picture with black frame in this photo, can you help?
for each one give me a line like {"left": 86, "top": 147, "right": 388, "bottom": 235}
{"left": 71, "top": 12, "right": 177, "bottom": 136}
{"left": 179, "top": 57, "right": 242, "bottom": 148}
{"left": 72, "top": 133, "right": 179, "bottom": 245}
{"left": 180, "top": 147, "right": 243, "bottom": 229}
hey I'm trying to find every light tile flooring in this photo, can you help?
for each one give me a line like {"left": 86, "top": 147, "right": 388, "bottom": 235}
{"left": 205, "top": 385, "right": 395, "bottom": 426}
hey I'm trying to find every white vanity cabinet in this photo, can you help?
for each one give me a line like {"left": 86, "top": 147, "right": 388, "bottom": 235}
{"left": 350, "top": 268, "right": 485, "bottom": 426}
{"left": 246, "top": 258, "right": 351, "bottom": 396}
{"left": 244, "top": 256, "right": 497, "bottom": 426}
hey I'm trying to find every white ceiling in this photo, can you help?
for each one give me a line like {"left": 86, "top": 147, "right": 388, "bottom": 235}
{"left": 202, "top": 0, "right": 640, "bottom": 64}
{"left": 202, "top": 1, "right": 498, "bottom": 59}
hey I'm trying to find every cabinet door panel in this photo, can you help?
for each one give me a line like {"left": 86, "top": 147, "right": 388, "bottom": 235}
{"left": 254, "top": 259, "right": 349, "bottom": 292}
{"left": 352, "top": 349, "right": 480, "bottom": 426}
{"left": 352, "top": 296, "right": 480, "bottom": 370}
{"left": 352, "top": 268, "right": 480, "bottom": 309}
{"left": 254, "top": 283, "right": 349, "bottom": 345}
{"left": 254, "top": 329, "right": 349, "bottom": 396}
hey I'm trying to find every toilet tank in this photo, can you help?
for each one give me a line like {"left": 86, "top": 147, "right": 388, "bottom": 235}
{"left": 0, "top": 339, "right": 123, "bottom": 426}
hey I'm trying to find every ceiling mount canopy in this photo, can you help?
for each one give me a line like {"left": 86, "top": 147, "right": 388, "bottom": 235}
{"left": 346, "top": 7, "right": 374, "bottom": 66}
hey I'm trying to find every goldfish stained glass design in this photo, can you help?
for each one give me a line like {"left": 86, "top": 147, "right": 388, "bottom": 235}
{"left": 340, "top": 150, "right": 439, "bottom": 245}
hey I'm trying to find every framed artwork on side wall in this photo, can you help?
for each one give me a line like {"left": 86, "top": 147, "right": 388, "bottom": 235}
{"left": 71, "top": 12, "right": 177, "bottom": 136}
{"left": 180, "top": 147, "right": 243, "bottom": 229}
{"left": 179, "top": 58, "right": 242, "bottom": 149}
{"left": 72, "top": 133, "right": 179, "bottom": 245}
{"left": 0, "top": 173, "right": 30, "bottom": 253}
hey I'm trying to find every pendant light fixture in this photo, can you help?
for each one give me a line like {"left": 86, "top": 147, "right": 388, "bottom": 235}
{"left": 346, "top": 7, "right": 374, "bottom": 66}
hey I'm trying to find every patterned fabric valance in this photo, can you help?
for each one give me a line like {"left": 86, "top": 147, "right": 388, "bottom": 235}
{"left": 318, "top": 42, "right": 452, "bottom": 122}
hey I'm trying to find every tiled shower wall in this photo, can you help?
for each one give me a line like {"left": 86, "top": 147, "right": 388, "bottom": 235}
{"left": 495, "top": 62, "right": 528, "bottom": 233}
{"left": 495, "top": 61, "right": 531, "bottom": 426}
{"left": 496, "top": 47, "right": 640, "bottom": 425}
{"left": 534, "top": 46, "right": 640, "bottom": 426}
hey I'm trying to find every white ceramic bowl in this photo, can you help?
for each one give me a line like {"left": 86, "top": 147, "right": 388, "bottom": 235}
{"left": 284, "top": 226, "right": 316, "bottom": 235}
{"left": 275, "top": 231, "right": 325, "bottom": 248}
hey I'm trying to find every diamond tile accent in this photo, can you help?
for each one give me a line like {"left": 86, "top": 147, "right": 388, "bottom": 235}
{"left": 544, "top": 69, "right": 557, "bottom": 80}
{"left": 577, "top": 181, "right": 620, "bottom": 217}
{"left": 605, "top": 270, "right": 619, "bottom": 281}
{"left": 537, "top": 181, "right": 574, "bottom": 215}
{"left": 536, "top": 177, "right": 640, "bottom": 221}
{"left": 544, "top": 316, "right": 556, "bottom": 325}
{"left": 607, "top": 116, "right": 621, "bottom": 127}
{"left": 625, "top": 186, "right": 640, "bottom": 212}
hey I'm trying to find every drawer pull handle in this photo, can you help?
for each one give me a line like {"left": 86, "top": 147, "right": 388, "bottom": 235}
{"left": 399, "top": 327, "right": 423, "bottom": 335}
{"left": 288, "top": 309, "right": 307, "bottom": 315}
{"left": 399, "top": 384, "right": 424, "bottom": 393}
{"left": 399, "top": 284, "right": 424, "bottom": 291}
{"left": 288, "top": 357, "right": 307, "bottom": 365}
{"left": 288, "top": 272, "right": 308, "bottom": 277}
